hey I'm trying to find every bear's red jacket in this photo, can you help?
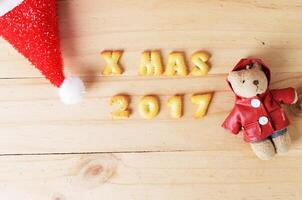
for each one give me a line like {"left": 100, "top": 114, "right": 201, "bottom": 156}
{"left": 222, "top": 58, "right": 296, "bottom": 143}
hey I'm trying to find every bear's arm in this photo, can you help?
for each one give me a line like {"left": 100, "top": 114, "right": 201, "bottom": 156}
{"left": 221, "top": 107, "right": 242, "bottom": 135}
{"left": 271, "top": 87, "right": 296, "bottom": 105}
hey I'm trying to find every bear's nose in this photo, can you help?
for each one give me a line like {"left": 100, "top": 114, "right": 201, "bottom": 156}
{"left": 253, "top": 80, "right": 259, "bottom": 86}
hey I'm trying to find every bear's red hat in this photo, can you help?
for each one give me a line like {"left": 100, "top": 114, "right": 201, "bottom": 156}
{"left": 231, "top": 58, "right": 271, "bottom": 82}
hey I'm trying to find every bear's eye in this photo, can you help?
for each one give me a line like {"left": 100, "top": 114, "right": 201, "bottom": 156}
{"left": 242, "top": 80, "right": 245, "bottom": 83}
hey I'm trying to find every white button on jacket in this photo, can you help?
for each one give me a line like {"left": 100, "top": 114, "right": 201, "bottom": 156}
{"left": 251, "top": 99, "right": 261, "bottom": 108}
{"left": 258, "top": 116, "right": 269, "bottom": 125}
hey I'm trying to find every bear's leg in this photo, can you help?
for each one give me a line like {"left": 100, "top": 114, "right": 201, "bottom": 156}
{"left": 271, "top": 129, "right": 291, "bottom": 155}
{"left": 250, "top": 139, "right": 275, "bottom": 160}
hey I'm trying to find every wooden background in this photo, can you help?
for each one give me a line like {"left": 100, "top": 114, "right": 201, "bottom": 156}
{"left": 1, "top": 0, "right": 302, "bottom": 199}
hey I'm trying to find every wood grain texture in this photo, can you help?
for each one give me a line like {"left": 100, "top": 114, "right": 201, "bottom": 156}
{"left": 0, "top": 151, "right": 302, "bottom": 200}
{"left": 0, "top": 0, "right": 302, "bottom": 199}
{"left": 0, "top": 73, "right": 302, "bottom": 154}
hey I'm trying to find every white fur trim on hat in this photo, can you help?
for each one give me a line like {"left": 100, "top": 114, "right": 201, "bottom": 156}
{"left": 59, "top": 77, "right": 85, "bottom": 105}
{"left": 0, "top": 0, "right": 25, "bottom": 17}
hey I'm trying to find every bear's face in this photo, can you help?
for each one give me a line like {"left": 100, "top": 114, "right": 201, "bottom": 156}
{"left": 227, "top": 63, "right": 268, "bottom": 98}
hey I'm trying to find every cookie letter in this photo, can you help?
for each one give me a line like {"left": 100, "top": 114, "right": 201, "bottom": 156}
{"left": 190, "top": 51, "right": 210, "bottom": 76}
{"left": 139, "top": 96, "right": 160, "bottom": 119}
{"left": 167, "top": 95, "right": 183, "bottom": 119}
{"left": 110, "top": 95, "right": 130, "bottom": 119}
{"left": 101, "top": 50, "right": 123, "bottom": 75}
{"left": 139, "top": 51, "right": 163, "bottom": 76}
{"left": 165, "top": 52, "right": 188, "bottom": 76}
{"left": 191, "top": 93, "right": 212, "bottom": 119}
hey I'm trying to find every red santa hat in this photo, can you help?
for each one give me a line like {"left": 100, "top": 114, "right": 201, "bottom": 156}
{"left": 0, "top": 0, "right": 85, "bottom": 104}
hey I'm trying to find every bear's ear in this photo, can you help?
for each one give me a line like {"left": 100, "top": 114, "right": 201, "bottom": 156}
{"left": 227, "top": 71, "right": 240, "bottom": 83}
{"left": 252, "top": 62, "right": 262, "bottom": 71}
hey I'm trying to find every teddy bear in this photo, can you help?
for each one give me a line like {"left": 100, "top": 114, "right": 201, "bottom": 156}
{"left": 222, "top": 58, "right": 298, "bottom": 160}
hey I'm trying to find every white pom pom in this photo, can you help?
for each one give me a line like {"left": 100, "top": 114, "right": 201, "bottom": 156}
{"left": 59, "top": 77, "right": 85, "bottom": 105}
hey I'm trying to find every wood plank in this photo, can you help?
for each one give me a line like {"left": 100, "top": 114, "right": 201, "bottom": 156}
{"left": 1, "top": 0, "right": 302, "bottom": 78}
{"left": 2, "top": 47, "right": 302, "bottom": 78}
{"left": 0, "top": 72, "right": 301, "bottom": 101}
{"left": 55, "top": 0, "right": 302, "bottom": 34}
{"left": 0, "top": 151, "right": 301, "bottom": 200}
{"left": 0, "top": 73, "right": 301, "bottom": 154}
